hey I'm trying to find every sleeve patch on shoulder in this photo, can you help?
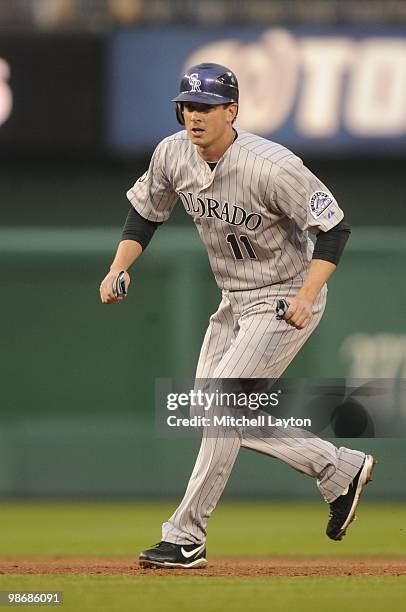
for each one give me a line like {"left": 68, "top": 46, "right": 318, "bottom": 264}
{"left": 309, "top": 191, "right": 335, "bottom": 218}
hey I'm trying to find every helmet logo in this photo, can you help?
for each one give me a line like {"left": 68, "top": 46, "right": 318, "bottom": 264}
{"left": 188, "top": 73, "right": 201, "bottom": 92}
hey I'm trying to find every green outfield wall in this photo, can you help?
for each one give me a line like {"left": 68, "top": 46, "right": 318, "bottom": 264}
{"left": 0, "top": 227, "right": 405, "bottom": 498}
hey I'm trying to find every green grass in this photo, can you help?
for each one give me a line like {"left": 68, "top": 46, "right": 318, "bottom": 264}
{"left": 0, "top": 575, "right": 404, "bottom": 612}
{"left": 0, "top": 500, "right": 404, "bottom": 556}
{"left": 0, "top": 501, "right": 404, "bottom": 612}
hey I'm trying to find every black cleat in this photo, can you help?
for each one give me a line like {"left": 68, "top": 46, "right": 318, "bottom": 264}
{"left": 326, "top": 454, "right": 377, "bottom": 541}
{"left": 139, "top": 541, "right": 208, "bottom": 569}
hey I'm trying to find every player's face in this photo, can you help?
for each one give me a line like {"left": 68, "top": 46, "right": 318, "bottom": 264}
{"left": 182, "top": 102, "right": 237, "bottom": 154}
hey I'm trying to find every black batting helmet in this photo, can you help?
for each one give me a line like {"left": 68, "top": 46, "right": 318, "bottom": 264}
{"left": 172, "top": 62, "right": 239, "bottom": 125}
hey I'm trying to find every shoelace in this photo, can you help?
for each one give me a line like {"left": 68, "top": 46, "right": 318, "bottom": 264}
{"left": 154, "top": 541, "right": 178, "bottom": 551}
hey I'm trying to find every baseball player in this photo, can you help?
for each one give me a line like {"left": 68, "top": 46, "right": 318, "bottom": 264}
{"left": 99, "top": 63, "right": 376, "bottom": 569}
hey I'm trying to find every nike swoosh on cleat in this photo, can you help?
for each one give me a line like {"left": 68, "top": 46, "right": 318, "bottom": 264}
{"left": 181, "top": 543, "right": 205, "bottom": 559}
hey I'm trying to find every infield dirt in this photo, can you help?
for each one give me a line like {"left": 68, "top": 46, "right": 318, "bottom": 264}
{"left": 0, "top": 556, "right": 405, "bottom": 577}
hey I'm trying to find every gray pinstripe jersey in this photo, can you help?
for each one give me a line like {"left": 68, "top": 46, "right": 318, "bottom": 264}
{"left": 127, "top": 127, "right": 344, "bottom": 291}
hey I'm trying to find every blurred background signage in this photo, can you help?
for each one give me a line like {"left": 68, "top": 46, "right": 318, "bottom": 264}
{"left": 0, "top": 35, "right": 104, "bottom": 153}
{"left": 108, "top": 27, "right": 406, "bottom": 152}
{"left": 0, "top": 25, "right": 405, "bottom": 154}
{"left": 0, "top": 57, "right": 12, "bottom": 127}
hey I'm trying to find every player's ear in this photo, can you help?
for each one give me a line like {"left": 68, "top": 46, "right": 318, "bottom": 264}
{"left": 176, "top": 102, "right": 185, "bottom": 125}
{"left": 227, "top": 103, "right": 238, "bottom": 124}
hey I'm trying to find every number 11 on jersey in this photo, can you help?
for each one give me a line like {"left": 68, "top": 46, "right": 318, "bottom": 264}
{"left": 226, "top": 233, "right": 258, "bottom": 260}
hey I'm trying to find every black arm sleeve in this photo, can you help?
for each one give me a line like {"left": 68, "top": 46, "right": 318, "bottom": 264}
{"left": 312, "top": 220, "right": 351, "bottom": 266}
{"left": 121, "top": 207, "right": 162, "bottom": 251}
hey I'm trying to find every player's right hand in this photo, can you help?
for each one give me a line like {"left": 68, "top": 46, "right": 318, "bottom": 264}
{"left": 99, "top": 270, "right": 131, "bottom": 304}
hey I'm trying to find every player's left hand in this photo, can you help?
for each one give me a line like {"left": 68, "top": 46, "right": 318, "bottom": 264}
{"left": 283, "top": 295, "right": 314, "bottom": 329}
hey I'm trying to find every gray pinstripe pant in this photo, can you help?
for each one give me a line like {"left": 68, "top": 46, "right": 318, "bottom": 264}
{"left": 162, "top": 279, "right": 365, "bottom": 545}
